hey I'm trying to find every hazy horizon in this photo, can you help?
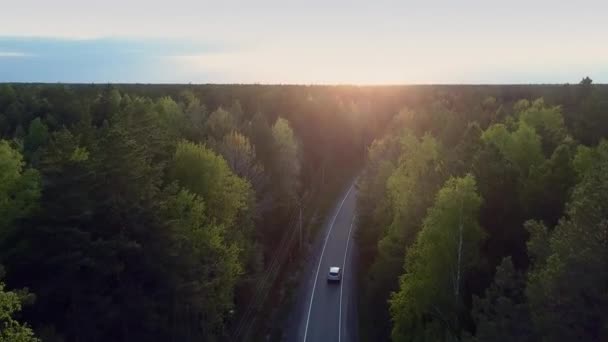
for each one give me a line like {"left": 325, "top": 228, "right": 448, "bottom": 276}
{"left": 2, "top": 1, "right": 607, "bottom": 84}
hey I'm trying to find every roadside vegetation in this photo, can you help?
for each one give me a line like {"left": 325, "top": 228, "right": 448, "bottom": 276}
{"left": 356, "top": 78, "right": 608, "bottom": 341}
{"left": 0, "top": 84, "right": 397, "bottom": 341}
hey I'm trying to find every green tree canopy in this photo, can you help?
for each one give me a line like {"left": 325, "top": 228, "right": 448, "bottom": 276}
{"left": 0, "top": 140, "right": 40, "bottom": 231}
{"left": 170, "top": 140, "right": 252, "bottom": 229}
{"left": 364, "top": 131, "right": 444, "bottom": 341}
{"left": 271, "top": 117, "right": 300, "bottom": 204}
{"left": 161, "top": 189, "right": 242, "bottom": 340}
{"left": 467, "top": 257, "right": 534, "bottom": 342}
{"left": 482, "top": 121, "right": 544, "bottom": 176}
{"left": 526, "top": 140, "right": 608, "bottom": 341}
{"left": 0, "top": 142, "right": 40, "bottom": 341}
{"left": 0, "top": 279, "right": 39, "bottom": 342}
{"left": 515, "top": 98, "right": 567, "bottom": 154}
{"left": 23, "top": 118, "right": 49, "bottom": 161}
{"left": 217, "top": 131, "right": 269, "bottom": 217}
{"left": 390, "top": 175, "right": 483, "bottom": 341}
{"left": 206, "top": 107, "right": 236, "bottom": 141}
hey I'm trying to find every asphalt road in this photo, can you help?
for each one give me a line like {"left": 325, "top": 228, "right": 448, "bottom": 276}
{"left": 285, "top": 183, "right": 358, "bottom": 342}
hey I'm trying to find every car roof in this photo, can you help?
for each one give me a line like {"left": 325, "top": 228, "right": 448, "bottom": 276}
{"left": 329, "top": 267, "right": 340, "bottom": 273}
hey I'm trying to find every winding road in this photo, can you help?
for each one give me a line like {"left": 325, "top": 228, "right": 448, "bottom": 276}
{"left": 285, "top": 183, "right": 358, "bottom": 342}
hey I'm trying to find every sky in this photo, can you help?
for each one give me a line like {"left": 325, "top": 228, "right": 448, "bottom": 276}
{"left": 1, "top": 0, "right": 607, "bottom": 84}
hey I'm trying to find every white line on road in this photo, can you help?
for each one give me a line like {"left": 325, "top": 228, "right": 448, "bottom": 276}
{"left": 303, "top": 184, "right": 354, "bottom": 342}
{"left": 339, "top": 215, "right": 356, "bottom": 342}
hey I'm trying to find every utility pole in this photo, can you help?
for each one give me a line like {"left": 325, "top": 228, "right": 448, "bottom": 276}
{"left": 321, "top": 159, "right": 325, "bottom": 189}
{"left": 297, "top": 191, "right": 308, "bottom": 251}
{"left": 299, "top": 202, "right": 303, "bottom": 250}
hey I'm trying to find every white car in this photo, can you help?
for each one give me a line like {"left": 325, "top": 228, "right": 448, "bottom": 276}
{"left": 327, "top": 266, "right": 341, "bottom": 283}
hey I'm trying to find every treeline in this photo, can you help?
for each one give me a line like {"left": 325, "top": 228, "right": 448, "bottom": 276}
{"left": 1, "top": 81, "right": 606, "bottom": 341}
{"left": 0, "top": 84, "right": 395, "bottom": 341}
{"left": 357, "top": 78, "right": 608, "bottom": 341}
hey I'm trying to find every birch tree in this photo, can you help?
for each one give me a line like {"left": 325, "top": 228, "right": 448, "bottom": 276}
{"left": 271, "top": 117, "right": 300, "bottom": 207}
{"left": 390, "top": 175, "right": 483, "bottom": 342}
{"left": 217, "top": 131, "right": 270, "bottom": 217}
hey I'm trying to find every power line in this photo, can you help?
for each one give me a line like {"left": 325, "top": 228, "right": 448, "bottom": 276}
{"left": 232, "top": 191, "right": 314, "bottom": 341}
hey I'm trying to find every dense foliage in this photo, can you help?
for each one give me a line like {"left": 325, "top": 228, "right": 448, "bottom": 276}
{"left": 356, "top": 78, "right": 608, "bottom": 341}
{"left": 0, "top": 80, "right": 606, "bottom": 341}
{"left": 0, "top": 83, "right": 397, "bottom": 341}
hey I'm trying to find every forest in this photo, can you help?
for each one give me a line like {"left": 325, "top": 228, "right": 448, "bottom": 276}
{"left": 0, "top": 83, "right": 397, "bottom": 341}
{"left": 0, "top": 79, "right": 606, "bottom": 341}
{"left": 356, "top": 77, "right": 608, "bottom": 341}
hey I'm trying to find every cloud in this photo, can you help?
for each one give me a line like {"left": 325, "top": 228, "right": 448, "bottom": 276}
{"left": 0, "top": 51, "right": 32, "bottom": 57}
{"left": 0, "top": 34, "right": 606, "bottom": 84}
{"left": 0, "top": 36, "right": 234, "bottom": 82}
